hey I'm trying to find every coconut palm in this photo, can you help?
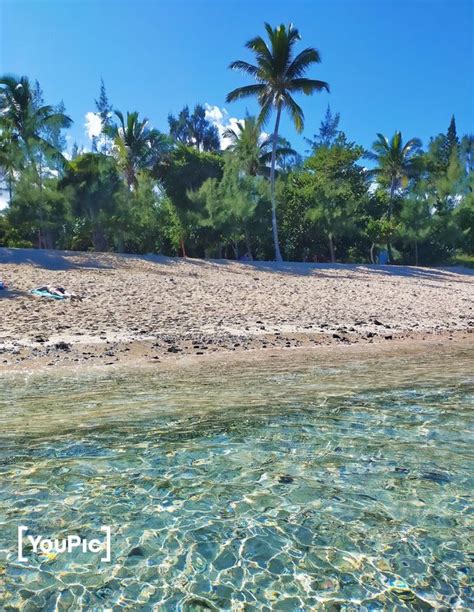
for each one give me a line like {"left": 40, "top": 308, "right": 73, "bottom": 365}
{"left": 106, "top": 110, "right": 169, "bottom": 190}
{"left": 366, "top": 132, "right": 422, "bottom": 220}
{"left": 0, "top": 74, "right": 72, "bottom": 172}
{"left": 223, "top": 114, "right": 296, "bottom": 177}
{"left": 226, "top": 23, "right": 329, "bottom": 260}
{"left": 366, "top": 132, "right": 422, "bottom": 262}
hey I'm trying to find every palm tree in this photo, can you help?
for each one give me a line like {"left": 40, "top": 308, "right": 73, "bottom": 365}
{"left": 367, "top": 132, "right": 422, "bottom": 220}
{"left": 0, "top": 75, "right": 72, "bottom": 247}
{"left": 106, "top": 110, "right": 168, "bottom": 190}
{"left": 0, "top": 75, "right": 72, "bottom": 173}
{"left": 366, "top": 132, "right": 422, "bottom": 262}
{"left": 223, "top": 114, "right": 296, "bottom": 177}
{"left": 226, "top": 23, "right": 329, "bottom": 261}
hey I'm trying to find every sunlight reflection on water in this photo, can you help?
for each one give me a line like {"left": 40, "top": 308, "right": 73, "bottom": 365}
{"left": 0, "top": 347, "right": 473, "bottom": 609}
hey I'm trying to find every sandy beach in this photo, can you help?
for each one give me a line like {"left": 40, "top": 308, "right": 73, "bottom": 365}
{"left": 0, "top": 247, "right": 473, "bottom": 372}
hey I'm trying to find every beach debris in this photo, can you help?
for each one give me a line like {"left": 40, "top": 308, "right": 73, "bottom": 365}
{"left": 54, "top": 341, "right": 71, "bottom": 351}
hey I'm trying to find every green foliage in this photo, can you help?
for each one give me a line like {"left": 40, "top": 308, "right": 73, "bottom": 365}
{"left": 226, "top": 23, "right": 329, "bottom": 131}
{"left": 105, "top": 110, "right": 170, "bottom": 190}
{"left": 154, "top": 145, "right": 223, "bottom": 255}
{"left": 189, "top": 154, "right": 264, "bottom": 257}
{"left": 305, "top": 105, "right": 342, "bottom": 151}
{"left": 0, "top": 70, "right": 471, "bottom": 267}
{"left": 367, "top": 132, "right": 422, "bottom": 201}
{"left": 284, "top": 136, "right": 366, "bottom": 261}
{"left": 93, "top": 79, "right": 113, "bottom": 154}
{"left": 223, "top": 114, "right": 296, "bottom": 177}
{"left": 168, "top": 104, "right": 220, "bottom": 152}
{"left": 455, "top": 187, "right": 474, "bottom": 254}
{"left": 60, "top": 153, "right": 125, "bottom": 251}
{"left": 454, "top": 252, "right": 474, "bottom": 268}
{"left": 0, "top": 75, "right": 72, "bottom": 173}
{"left": 122, "top": 173, "right": 181, "bottom": 254}
{"left": 7, "top": 168, "right": 70, "bottom": 248}
{"left": 398, "top": 195, "right": 432, "bottom": 265}
{"left": 0, "top": 212, "right": 33, "bottom": 247}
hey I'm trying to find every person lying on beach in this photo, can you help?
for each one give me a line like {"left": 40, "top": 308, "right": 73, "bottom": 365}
{"left": 31, "top": 286, "right": 82, "bottom": 300}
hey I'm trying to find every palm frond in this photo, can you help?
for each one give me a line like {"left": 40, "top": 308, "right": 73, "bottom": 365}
{"left": 403, "top": 137, "right": 422, "bottom": 154}
{"left": 245, "top": 35, "right": 272, "bottom": 64}
{"left": 226, "top": 84, "right": 266, "bottom": 103}
{"left": 286, "top": 48, "right": 321, "bottom": 79}
{"left": 228, "top": 60, "right": 259, "bottom": 77}
{"left": 256, "top": 98, "right": 273, "bottom": 128}
{"left": 287, "top": 78, "right": 329, "bottom": 95}
{"left": 282, "top": 95, "right": 304, "bottom": 132}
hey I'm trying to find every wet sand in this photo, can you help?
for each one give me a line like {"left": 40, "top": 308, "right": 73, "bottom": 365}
{"left": 1, "top": 247, "right": 473, "bottom": 372}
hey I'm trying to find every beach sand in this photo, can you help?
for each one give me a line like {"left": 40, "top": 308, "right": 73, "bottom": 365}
{"left": 1, "top": 247, "right": 473, "bottom": 372}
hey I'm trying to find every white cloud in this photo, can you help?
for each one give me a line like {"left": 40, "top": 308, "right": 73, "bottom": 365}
{"left": 84, "top": 111, "right": 102, "bottom": 141}
{"left": 204, "top": 104, "right": 271, "bottom": 150}
{"left": 204, "top": 104, "right": 227, "bottom": 125}
{"left": 204, "top": 104, "right": 242, "bottom": 150}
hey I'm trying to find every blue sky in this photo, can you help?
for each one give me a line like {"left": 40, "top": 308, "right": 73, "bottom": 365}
{"left": 0, "top": 0, "right": 472, "bottom": 154}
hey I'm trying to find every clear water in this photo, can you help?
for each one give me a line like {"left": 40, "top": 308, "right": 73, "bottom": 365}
{"left": 0, "top": 347, "right": 473, "bottom": 610}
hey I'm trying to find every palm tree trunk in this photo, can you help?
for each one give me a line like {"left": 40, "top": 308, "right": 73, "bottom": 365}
{"left": 388, "top": 176, "right": 396, "bottom": 221}
{"left": 180, "top": 238, "right": 187, "bottom": 258}
{"left": 32, "top": 154, "right": 47, "bottom": 249}
{"left": 232, "top": 241, "right": 239, "bottom": 260}
{"left": 387, "top": 176, "right": 396, "bottom": 263}
{"left": 270, "top": 105, "right": 283, "bottom": 262}
{"left": 328, "top": 233, "right": 335, "bottom": 263}
{"left": 245, "top": 228, "right": 253, "bottom": 261}
{"left": 8, "top": 171, "right": 13, "bottom": 203}
{"left": 414, "top": 238, "right": 418, "bottom": 266}
{"left": 370, "top": 242, "right": 375, "bottom": 264}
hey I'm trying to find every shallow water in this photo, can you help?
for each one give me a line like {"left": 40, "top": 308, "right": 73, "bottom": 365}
{"left": 0, "top": 347, "right": 473, "bottom": 610}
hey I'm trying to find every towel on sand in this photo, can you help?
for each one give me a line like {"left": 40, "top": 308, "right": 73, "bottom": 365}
{"left": 30, "top": 286, "right": 80, "bottom": 300}
{"left": 31, "top": 288, "right": 66, "bottom": 300}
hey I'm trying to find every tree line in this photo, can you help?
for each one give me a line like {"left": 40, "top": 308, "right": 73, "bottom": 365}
{"left": 0, "top": 23, "right": 472, "bottom": 265}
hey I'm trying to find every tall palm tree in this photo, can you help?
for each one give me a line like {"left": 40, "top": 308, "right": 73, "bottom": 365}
{"left": 226, "top": 23, "right": 329, "bottom": 261}
{"left": 223, "top": 114, "right": 296, "bottom": 177}
{"left": 0, "top": 75, "right": 72, "bottom": 173}
{"left": 367, "top": 132, "right": 422, "bottom": 220}
{"left": 106, "top": 110, "right": 168, "bottom": 190}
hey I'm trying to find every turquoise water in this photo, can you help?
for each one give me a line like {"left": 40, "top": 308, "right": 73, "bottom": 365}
{"left": 0, "top": 348, "right": 473, "bottom": 610}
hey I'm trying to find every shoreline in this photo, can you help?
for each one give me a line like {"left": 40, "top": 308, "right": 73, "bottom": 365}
{"left": 1, "top": 330, "right": 472, "bottom": 376}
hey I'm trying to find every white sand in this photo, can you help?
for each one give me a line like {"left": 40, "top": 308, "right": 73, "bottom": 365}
{"left": 0, "top": 247, "right": 472, "bottom": 370}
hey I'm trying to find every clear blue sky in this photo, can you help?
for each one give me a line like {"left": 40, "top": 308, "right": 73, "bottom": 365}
{"left": 0, "top": 0, "right": 472, "bottom": 154}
